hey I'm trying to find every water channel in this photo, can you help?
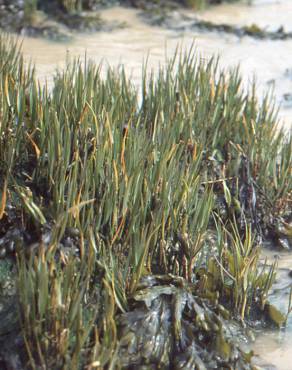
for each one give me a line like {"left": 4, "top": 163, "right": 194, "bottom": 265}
{"left": 19, "top": 1, "right": 292, "bottom": 368}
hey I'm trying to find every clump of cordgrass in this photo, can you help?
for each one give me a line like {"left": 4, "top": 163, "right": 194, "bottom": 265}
{"left": 0, "top": 34, "right": 291, "bottom": 368}
{"left": 16, "top": 233, "right": 118, "bottom": 370}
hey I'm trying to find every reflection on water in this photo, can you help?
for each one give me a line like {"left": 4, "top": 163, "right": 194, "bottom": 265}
{"left": 18, "top": 1, "right": 292, "bottom": 368}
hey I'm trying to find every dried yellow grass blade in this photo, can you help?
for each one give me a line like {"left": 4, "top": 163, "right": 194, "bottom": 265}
{"left": 113, "top": 159, "right": 119, "bottom": 192}
{"left": 72, "top": 188, "right": 83, "bottom": 219}
{"left": 68, "top": 198, "right": 96, "bottom": 216}
{"left": 242, "top": 115, "right": 252, "bottom": 146}
{"left": 4, "top": 75, "right": 10, "bottom": 106}
{"left": 121, "top": 128, "right": 128, "bottom": 179}
{"left": 26, "top": 132, "right": 40, "bottom": 159}
{"left": 78, "top": 104, "right": 89, "bottom": 124}
{"left": 111, "top": 215, "right": 125, "bottom": 245}
{"left": 0, "top": 178, "right": 7, "bottom": 219}
{"left": 166, "top": 144, "right": 177, "bottom": 162}
{"left": 105, "top": 113, "right": 113, "bottom": 146}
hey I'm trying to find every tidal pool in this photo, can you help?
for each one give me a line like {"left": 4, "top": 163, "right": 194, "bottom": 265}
{"left": 19, "top": 1, "right": 292, "bottom": 368}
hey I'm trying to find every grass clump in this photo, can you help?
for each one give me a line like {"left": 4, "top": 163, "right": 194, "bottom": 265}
{"left": 0, "top": 35, "right": 291, "bottom": 368}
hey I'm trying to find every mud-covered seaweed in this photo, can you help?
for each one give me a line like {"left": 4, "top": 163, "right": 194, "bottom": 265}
{"left": 118, "top": 275, "right": 254, "bottom": 369}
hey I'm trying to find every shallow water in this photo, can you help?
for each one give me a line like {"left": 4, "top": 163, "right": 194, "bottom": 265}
{"left": 197, "top": 0, "right": 292, "bottom": 32}
{"left": 18, "top": 1, "right": 292, "bottom": 368}
{"left": 253, "top": 330, "right": 292, "bottom": 370}
{"left": 21, "top": 1, "right": 292, "bottom": 131}
{"left": 253, "top": 249, "right": 292, "bottom": 370}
